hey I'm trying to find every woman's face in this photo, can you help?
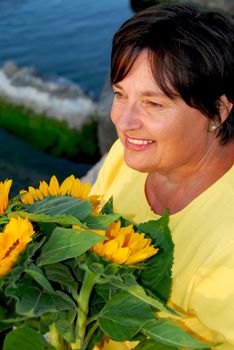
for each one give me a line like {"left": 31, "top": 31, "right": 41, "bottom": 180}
{"left": 111, "top": 50, "right": 216, "bottom": 175}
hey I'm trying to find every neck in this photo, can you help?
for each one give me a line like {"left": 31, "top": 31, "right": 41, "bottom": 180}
{"left": 146, "top": 141, "right": 234, "bottom": 215}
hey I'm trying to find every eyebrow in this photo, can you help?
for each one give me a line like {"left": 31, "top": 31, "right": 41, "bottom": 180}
{"left": 112, "top": 83, "right": 166, "bottom": 97}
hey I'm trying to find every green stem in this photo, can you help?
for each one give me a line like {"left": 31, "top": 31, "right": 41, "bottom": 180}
{"left": 47, "top": 323, "right": 62, "bottom": 350}
{"left": 82, "top": 322, "right": 99, "bottom": 350}
{"left": 85, "top": 314, "right": 98, "bottom": 327}
{"left": 47, "top": 323, "right": 71, "bottom": 350}
{"left": 71, "top": 269, "right": 100, "bottom": 350}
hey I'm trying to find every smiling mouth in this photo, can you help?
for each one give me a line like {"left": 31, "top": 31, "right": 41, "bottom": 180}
{"left": 126, "top": 137, "right": 154, "bottom": 145}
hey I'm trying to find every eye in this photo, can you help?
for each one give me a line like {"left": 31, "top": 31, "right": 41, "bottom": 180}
{"left": 113, "top": 90, "right": 122, "bottom": 96}
{"left": 113, "top": 91, "right": 120, "bottom": 96}
{"left": 113, "top": 90, "right": 125, "bottom": 100}
{"left": 144, "top": 100, "right": 162, "bottom": 107}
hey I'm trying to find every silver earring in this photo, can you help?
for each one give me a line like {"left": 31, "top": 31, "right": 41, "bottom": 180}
{"left": 208, "top": 121, "right": 219, "bottom": 132}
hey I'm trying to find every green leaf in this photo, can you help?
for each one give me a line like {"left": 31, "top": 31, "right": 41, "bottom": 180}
{"left": 25, "top": 264, "right": 54, "bottom": 293}
{"left": 98, "top": 290, "right": 153, "bottom": 341}
{"left": 100, "top": 197, "right": 114, "bottom": 214}
{"left": 135, "top": 339, "right": 179, "bottom": 350}
{"left": 110, "top": 278, "right": 174, "bottom": 315}
{"left": 85, "top": 326, "right": 104, "bottom": 350}
{"left": 0, "top": 322, "right": 13, "bottom": 333}
{"left": 10, "top": 211, "right": 83, "bottom": 226}
{"left": 40, "top": 312, "right": 59, "bottom": 326}
{"left": 84, "top": 213, "right": 120, "bottom": 229}
{"left": 37, "top": 227, "right": 105, "bottom": 266}
{"left": 7, "top": 193, "right": 25, "bottom": 212}
{"left": 91, "top": 282, "right": 119, "bottom": 316}
{"left": 0, "top": 306, "right": 7, "bottom": 320}
{"left": 44, "top": 263, "right": 78, "bottom": 296}
{"left": 11, "top": 279, "right": 74, "bottom": 317}
{"left": 3, "top": 326, "right": 56, "bottom": 350}
{"left": 25, "top": 195, "right": 92, "bottom": 220}
{"left": 0, "top": 215, "right": 9, "bottom": 225}
{"left": 55, "top": 310, "right": 76, "bottom": 343}
{"left": 141, "top": 319, "right": 210, "bottom": 349}
{"left": 26, "top": 316, "right": 52, "bottom": 334}
{"left": 27, "top": 235, "right": 47, "bottom": 258}
{"left": 138, "top": 213, "right": 174, "bottom": 302}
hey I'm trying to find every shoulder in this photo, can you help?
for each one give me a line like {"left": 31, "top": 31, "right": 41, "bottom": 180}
{"left": 102, "top": 138, "right": 124, "bottom": 169}
{"left": 188, "top": 238, "right": 234, "bottom": 345}
{"left": 90, "top": 139, "right": 125, "bottom": 195}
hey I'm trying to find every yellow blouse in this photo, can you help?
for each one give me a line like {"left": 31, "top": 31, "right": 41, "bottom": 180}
{"left": 91, "top": 139, "right": 234, "bottom": 350}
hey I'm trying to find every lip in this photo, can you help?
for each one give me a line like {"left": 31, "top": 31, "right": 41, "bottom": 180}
{"left": 124, "top": 135, "right": 155, "bottom": 151}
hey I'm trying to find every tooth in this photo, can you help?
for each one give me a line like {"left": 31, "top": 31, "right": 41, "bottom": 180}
{"left": 128, "top": 138, "right": 153, "bottom": 145}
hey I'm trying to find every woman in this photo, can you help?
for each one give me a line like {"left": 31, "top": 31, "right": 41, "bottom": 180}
{"left": 91, "top": 3, "right": 234, "bottom": 349}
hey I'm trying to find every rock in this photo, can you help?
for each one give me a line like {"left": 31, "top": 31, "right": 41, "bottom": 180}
{"left": 130, "top": 0, "right": 234, "bottom": 15}
{"left": 188, "top": 0, "right": 234, "bottom": 13}
{"left": 0, "top": 61, "right": 118, "bottom": 156}
{"left": 3, "top": 61, "right": 22, "bottom": 78}
{"left": 81, "top": 154, "right": 106, "bottom": 185}
{"left": 96, "top": 77, "right": 118, "bottom": 154}
{"left": 3, "top": 62, "right": 87, "bottom": 99}
{"left": 0, "top": 62, "right": 97, "bottom": 130}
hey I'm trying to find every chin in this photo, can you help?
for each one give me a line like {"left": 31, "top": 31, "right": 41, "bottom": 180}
{"left": 124, "top": 156, "right": 150, "bottom": 173}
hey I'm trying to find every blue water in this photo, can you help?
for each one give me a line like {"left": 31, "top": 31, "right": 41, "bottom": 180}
{"left": 0, "top": 0, "right": 133, "bottom": 97}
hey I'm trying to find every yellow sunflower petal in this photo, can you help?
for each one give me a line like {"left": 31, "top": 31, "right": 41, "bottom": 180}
{"left": 39, "top": 181, "right": 50, "bottom": 196}
{"left": 113, "top": 220, "right": 123, "bottom": 238}
{"left": 126, "top": 247, "right": 159, "bottom": 265}
{"left": 106, "top": 220, "right": 121, "bottom": 239}
{"left": 70, "top": 179, "right": 81, "bottom": 197}
{"left": 3, "top": 179, "right": 12, "bottom": 195}
{"left": 92, "top": 242, "right": 105, "bottom": 256}
{"left": 60, "top": 175, "right": 75, "bottom": 195}
{"left": 0, "top": 217, "right": 35, "bottom": 277}
{"left": 127, "top": 232, "right": 145, "bottom": 252}
{"left": 49, "top": 175, "right": 60, "bottom": 195}
{"left": 111, "top": 247, "right": 131, "bottom": 264}
{"left": 31, "top": 188, "right": 44, "bottom": 201}
{"left": 20, "top": 191, "right": 35, "bottom": 205}
{"left": 79, "top": 183, "right": 91, "bottom": 199}
{"left": 87, "top": 195, "right": 101, "bottom": 212}
{"left": 19, "top": 175, "right": 96, "bottom": 212}
{"left": 114, "top": 231, "right": 126, "bottom": 248}
{"left": 73, "top": 225, "right": 106, "bottom": 237}
{"left": 140, "top": 238, "right": 152, "bottom": 250}
{"left": 102, "top": 240, "right": 119, "bottom": 260}
{"left": 92, "top": 220, "right": 158, "bottom": 265}
{"left": 0, "top": 179, "right": 12, "bottom": 215}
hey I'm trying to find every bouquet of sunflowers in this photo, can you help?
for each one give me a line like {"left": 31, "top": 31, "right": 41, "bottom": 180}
{"left": 0, "top": 175, "right": 210, "bottom": 350}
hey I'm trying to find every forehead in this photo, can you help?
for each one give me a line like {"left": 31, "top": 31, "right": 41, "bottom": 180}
{"left": 124, "top": 49, "right": 153, "bottom": 77}
{"left": 113, "top": 49, "right": 165, "bottom": 95}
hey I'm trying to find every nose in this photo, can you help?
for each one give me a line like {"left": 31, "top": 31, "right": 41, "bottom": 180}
{"left": 111, "top": 101, "right": 142, "bottom": 132}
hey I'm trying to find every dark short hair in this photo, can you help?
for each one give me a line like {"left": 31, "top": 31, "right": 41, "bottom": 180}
{"left": 111, "top": 3, "right": 234, "bottom": 144}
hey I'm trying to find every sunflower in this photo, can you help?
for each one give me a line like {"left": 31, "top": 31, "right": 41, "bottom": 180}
{"left": 20, "top": 175, "right": 100, "bottom": 211}
{"left": 75, "top": 220, "right": 158, "bottom": 265}
{"left": 0, "top": 179, "right": 12, "bottom": 216}
{"left": 0, "top": 217, "right": 35, "bottom": 277}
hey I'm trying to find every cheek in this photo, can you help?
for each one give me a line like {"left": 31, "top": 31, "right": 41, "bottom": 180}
{"left": 110, "top": 103, "right": 119, "bottom": 125}
{"left": 110, "top": 110, "right": 116, "bottom": 125}
{"left": 148, "top": 118, "right": 181, "bottom": 141}
{"left": 150, "top": 120, "right": 191, "bottom": 158}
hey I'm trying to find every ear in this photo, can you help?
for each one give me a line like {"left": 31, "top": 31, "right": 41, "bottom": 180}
{"left": 219, "top": 95, "right": 233, "bottom": 123}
